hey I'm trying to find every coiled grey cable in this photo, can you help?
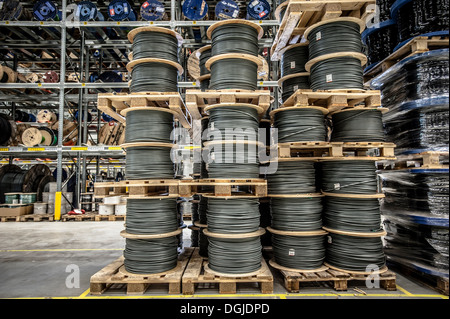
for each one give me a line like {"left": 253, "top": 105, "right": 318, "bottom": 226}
{"left": 270, "top": 197, "right": 323, "bottom": 231}
{"left": 281, "top": 75, "right": 310, "bottom": 103}
{"left": 320, "top": 160, "right": 378, "bottom": 194}
{"left": 125, "top": 146, "right": 174, "bottom": 179}
{"left": 211, "top": 23, "right": 259, "bottom": 56}
{"left": 272, "top": 234, "right": 326, "bottom": 270}
{"left": 130, "top": 62, "right": 178, "bottom": 92}
{"left": 132, "top": 31, "right": 179, "bottom": 62}
{"left": 326, "top": 233, "right": 386, "bottom": 272}
{"left": 207, "top": 145, "right": 260, "bottom": 179}
{"left": 123, "top": 237, "right": 178, "bottom": 274}
{"left": 199, "top": 47, "right": 212, "bottom": 76}
{"left": 281, "top": 45, "right": 309, "bottom": 77}
{"left": 125, "top": 198, "right": 179, "bottom": 234}
{"left": 207, "top": 236, "right": 262, "bottom": 274}
{"left": 267, "top": 161, "right": 317, "bottom": 194}
{"left": 307, "top": 21, "right": 363, "bottom": 60}
{"left": 208, "top": 105, "right": 260, "bottom": 140}
{"left": 309, "top": 57, "right": 364, "bottom": 90}
{"left": 323, "top": 197, "right": 382, "bottom": 233}
{"left": 330, "top": 109, "right": 385, "bottom": 142}
{"left": 209, "top": 58, "right": 258, "bottom": 90}
{"left": 273, "top": 108, "right": 327, "bottom": 143}
{"left": 207, "top": 197, "right": 260, "bottom": 234}
{"left": 124, "top": 109, "right": 174, "bottom": 143}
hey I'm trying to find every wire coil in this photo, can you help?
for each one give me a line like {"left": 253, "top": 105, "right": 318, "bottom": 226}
{"left": 280, "top": 75, "right": 310, "bottom": 103}
{"left": 129, "top": 62, "right": 178, "bottom": 92}
{"left": 125, "top": 146, "right": 174, "bottom": 180}
{"left": 209, "top": 58, "right": 258, "bottom": 90}
{"left": 330, "top": 109, "right": 385, "bottom": 142}
{"left": 124, "top": 109, "right": 174, "bottom": 144}
{"left": 267, "top": 161, "right": 317, "bottom": 194}
{"left": 132, "top": 31, "right": 179, "bottom": 62}
{"left": 210, "top": 22, "right": 259, "bottom": 56}
{"left": 270, "top": 197, "right": 323, "bottom": 231}
{"left": 281, "top": 44, "right": 309, "bottom": 77}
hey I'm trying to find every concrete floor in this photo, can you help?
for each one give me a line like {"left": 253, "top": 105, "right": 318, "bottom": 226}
{"left": 0, "top": 221, "right": 447, "bottom": 299}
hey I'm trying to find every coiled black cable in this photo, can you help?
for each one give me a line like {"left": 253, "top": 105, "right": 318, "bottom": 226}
{"left": 321, "top": 160, "right": 378, "bottom": 194}
{"left": 199, "top": 227, "right": 209, "bottom": 257}
{"left": 209, "top": 58, "right": 258, "bottom": 90}
{"left": 200, "top": 78, "right": 210, "bottom": 91}
{"left": 125, "top": 198, "right": 179, "bottom": 234}
{"left": 190, "top": 226, "right": 199, "bottom": 247}
{"left": 273, "top": 107, "right": 327, "bottom": 143}
{"left": 280, "top": 45, "right": 309, "bottom": 77}
{"left": 208, "top": 105, "right": 260, "bottom": 141}
{"left": 267, "top": 161, "right": 317, "bottom": 194}
{"left": 272, "top": 233, "right": 326, "bottom": 270}
{"left": 197, "top": 195, "right": 208, "bottom": 225}
{"left": 330, "top": 109, "right": 385, "bottom": 142}
{"left": 207, "top": 197, "right": 260, "bottom": 234}
{"left": 199, "top": 47, "right": 212, "bottom": 76}
{"left": 123, "top": 237, "right": 179, "bottom": 274}
{"left": 211, "top": 23, "right": 259, "bottom": 56}
{"left": 270, "top": 197, "right": 323, "bottom": 231}
{"left": 201, "top": 117, "right": 210, "bottom": 178}
{"left": 281, "top": 75, "right": 310, "bottom": 103}
{"left": 309, "top": 56, "right": 364, "bottom": 90}
{"left": 207, "top": 236, "right": 262, "bottom": 274}
{"left": 125, "top": 146, "right": 174, "bottom": 179}
{"left": 325, "top": 233, "right": 386, "bottom": 272}
{"left": 130, "top": 62, "right": 178, "bottom": 92}
{"left": 323, "top": 197, "right": 382, "bottom": 233}
{"left": 0, "top": 115, "right": 12, "bottom": 145}
{"left": 124, "top": 109, "right": 174, "bottom": 143}
{"left": 307, "top": 21, "right": 363, "bottom": 60}
{"left": 132, "top": 31, "right": 179, "bottom": 62}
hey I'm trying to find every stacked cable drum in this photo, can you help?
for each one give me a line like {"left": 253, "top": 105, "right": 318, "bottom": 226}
{"left": 116, "top": 27, "right": 184, "bottom": 275}
{"left": 266, "top": 105, "right": 329, "bottom": 272}
{"left": 206, "top": 19, "right": 264, "bottom": 90}
{"left": 197, "top": 45, "right": 211, "bottom": 91}
{"left": 304, "top": 18, "right": 366, "bottom": 91}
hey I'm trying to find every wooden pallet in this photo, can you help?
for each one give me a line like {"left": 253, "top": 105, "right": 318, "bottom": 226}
{"left": 379, "top": 151, "right": 449, "bottom": 170}
{"left": 61, "top": 213, "right": 98, "bottom": 222}
{"left": 179, "top": 179, "right": 268, "bottom": 197}
{"left": 90, "top": 247, "right": 194, "bottom": 295}
{"left": 182, "top": 248, "right": 273, "bottom": 294}
{"left": 97, "top": 92, "right": 191, "bottom": 129}
{"left": 0, "top": 213, "right": 55, "bottom": 222}
{"left": 94, "top": 179, "right": 179, "bottom": 197}
{"left": 276, "top": 141, "right": 396, "bottom": 159}
{"left": 271, "top": 0, "right": 375, "bottom": 60}
{"left": 364, "top": 35, "right": 450, "bottom": 83}
{"left": 281, "top": 89, "right": 382, "bottom": 113}
{"left": 94, "top": 214, "right": 126, "bottom": 221}
{"left": 276, "top": 265, "right": 396, "bottom": 292}
{"left": 185, "top": 89, "right": 271, "bottom": 120}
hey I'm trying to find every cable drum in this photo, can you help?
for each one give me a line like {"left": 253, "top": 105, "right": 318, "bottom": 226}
{"left": 108, "top": 0, "right": 132, "bottom": 21}
{"left": 197, "top": 195, "right": 208, "bottom": 225}
{"left": 320, "top": 160, "right": 378, "bottom": 195}
{"left": 198, "top": 46, "right": 211, "bottom": 76}
{"left": 124, "top": 145, "right": 174, "bottom": 180}
{"left": 206, "top": 235, "right": 262, "bottom": 274}
{"left": 123, "top": 109, "right": 174, "bottom": 144}
{"left": 140, "top": 0, "right": 165, "bottom": 21}
{"left": 208, "top": 57, "right": 259, "bottom": 91}
{"left": 271, "top": 107, "right": 327, "bottom": 143}
{"left": 267, "top": 161, "right": 317, "bottom": 194}
{"left": 0, "top": 114, "right": 12, "bottom": 145}
{"left": 125, "top": 197, "right": 179, "bottom": 235}
{"left": 270, "top": 196, "right": 323, "bottom": 231}
{"left": 123, "top": 237, "right": 179, "bottom": 274}
{"left": 182, "top": 0, "right": 208, "bottom": 20}
{"left": 131, "top": 31, "right": 179, "bottom": 62}
{"left": 306, "top": 20, "right": 364, "bottom": 60}
{"left": 325, "top": 233, "right": 386, "bottom": 272}
{"left": 280, "top": 44, "right": 309, "bottom": 78}
{"left": 309, "top": 56, "right": 365, "bottom": 90}
{"left": 199, "top": 228, "right": 209, "bottom": 257}
{"left": 330, "top": 109, "right": 385, "bottom": 142}
{"left": 215, "top": 0, "right": 239, "bottom": 20}
{"left": 33, "top": 0, "right": 58, "bottom": 21}
{"left": 247, "top": 0, "right": 271, "bottom": 20}
{"left": 129, "top": 62, "right": 179, "bottom": 93}
{"left": 271, "top": 233, "right": 326, "bottom": 270}
{"left": 323, "top": 196, "right": 382, "bottom": 233}
{"left": 206, "top": 197, "right": 260, "bottom": 234}
{"left": 362, "top": 20, "right": 398, "bottom": 68}
{"left": 280, "top": 75, "right": 310, "bottom": 103}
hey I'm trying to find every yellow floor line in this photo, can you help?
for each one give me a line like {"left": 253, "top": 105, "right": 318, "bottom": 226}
{"left": 396, "top": 285, "right": 414, "bottom": 296}
{"left": 0, "top": 248, "right": 124, "bottom": 252}
{"left": 78, "top": 288, "right": 91, "bottom": 298}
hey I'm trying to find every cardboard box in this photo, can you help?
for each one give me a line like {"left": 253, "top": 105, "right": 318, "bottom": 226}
{"left": 0, "top": 204, "right": 34, "bottom": 217}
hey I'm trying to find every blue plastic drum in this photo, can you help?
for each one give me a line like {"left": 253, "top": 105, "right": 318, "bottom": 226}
{"left": 182, "top": 0, "right": 208, "bottom": 20}
{"left": 247, "top": 0, "right": 271, "bottom": 20}
{"left": 33, "top": 0, "right": 58, "bottom": 21}
{"left": 108, "top": 0, "right": 132, "bottom": 21}
{"left": 76, "top": 1, "right": 98, "bottom": 21}
{"left": 140, "top": 0, "right": 165, "bottom": 21}
{"left": 215, "top": 0, "right": 239, "bottom": 20}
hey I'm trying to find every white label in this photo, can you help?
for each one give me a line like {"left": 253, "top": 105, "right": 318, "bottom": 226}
{"left": 211, "top": 152, "right": 215, "bottom": 160}
{"left": 210, "top": 122, "right": 214, "bottom": 130}
{"left": 288, "top": 249, "right": 295, "bottom": 256}
{"left": 316, "top": 31, "right": 322, "bottom": 41}
{"left": 251, "top": 0, "right": 259, "bottom": 6}
{"left": 232, "top": 10, "right": 239, "bottom": 18}
{"left": 327, "top": 236, "right": 332, "bottom": 244}
{"left": 156, "top": 7, "right": 165, "bottom": 12}
{"left": 124, "top": 5, "right": 129, "bottom": 13}
{"left": 326, "top": 74, "right": 333, "bottom": 83}
{"left": 334, "top": 183, "right": 341, "bottom": 190}
{"left": 290, "top": 61, "right": 295, "bottom": 69}
{"left": 0, "top": 2, "right": 3, "bottom": 9}
{"left": 293, "top": 85, "right": 298, "bottom": 92}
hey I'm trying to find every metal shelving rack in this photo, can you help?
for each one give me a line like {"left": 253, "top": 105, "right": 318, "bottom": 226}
{"left": 0, "top": 0, "right": 281, "bottom": 214}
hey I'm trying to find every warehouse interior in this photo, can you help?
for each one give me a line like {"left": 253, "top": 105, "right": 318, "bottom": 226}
{"left": 0, "top": 0, "right": 448, "bottom": 302}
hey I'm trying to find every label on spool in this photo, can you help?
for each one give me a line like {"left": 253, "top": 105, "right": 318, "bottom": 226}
{"left": 326, "top": 74, "right": 333, "bottom": 83}
{"left": 290, "top": 61, "right": 295, "bottom": 69}
{"left": 327, "top": 236, "right": 332, "bottom": 244}
{"left": 293, "top": 85, "right": 298, "bottom": 92}
{"left": 109, "top": 8, "right": 115, "bottom": 16}
{"left": 316, "top": 31, "right": 322, "bottom": 41}
{"left": 288, "top": 249, "right": 295, "bottom": 256}
{"left": 334, "top": 183, "right": 340, "bottom": 190}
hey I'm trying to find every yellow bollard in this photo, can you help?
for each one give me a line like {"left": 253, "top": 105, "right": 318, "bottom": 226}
{"left": 54, "top": 191, "right": 62, "bottom": 221}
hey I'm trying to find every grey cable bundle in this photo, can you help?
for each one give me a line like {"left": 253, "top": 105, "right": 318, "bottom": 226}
{"left": 130, "top": 62, "right": 178, "bottom": 92}
{"left": 207, "top": 197, "right": 260, "bottom": 234}
{"left": 320, "top": 160, "right": 378, "bottom": 194}
{"left": 208, "top": 236, "right": 262, "bottom": 274}
{"left": 272, "top": 233, "right": 326, "bottom": 270}
{"left": 209, "top": 58, "right": 258, "bottom": 90}
{"left": 123, "top": 237, "right": 179, "bottom": 274}
{"left": 330, "top": 109, "right": 385, "bottom": 142}
{"left": 270, "top": 197, "right": 323, "bottom": 231}
{"left": 124, "top": 109, "right": 174, "bottom": 144}
{"left": 132, "top": 31, "right": 179, "bottom": 62}
{"left": 211, "top": 23, "right": 259, "bottom": 56}
{"left": 125, "top": 146, "right": 174, "bottom": 180}
{"left": 207, "top": 147, "right": 260, "bottom": 179}
{"left": 267, "top": 161, "right": 317, "bottom": 194}
{"left": 309, "top": 57, "right": 364, "bottom": 90}
{"left": 125, "top": 198, "right": 179, "bottom": 234}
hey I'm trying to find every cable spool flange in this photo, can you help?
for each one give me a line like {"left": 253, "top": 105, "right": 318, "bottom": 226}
{"left": 204, "top": 102, "right": 264, "bottom": 116}
{"left": 247, "top": 0, "right": 271, "bottom": 20}
{"left": 203, "top": 227, "right": 266, "bottom": 239}
{"left": 277, "top": 72, "right": 310, "bottom": 103}
{"left": 215, "top": 0, "right": 239, "bottom": 20}
{"left": 206, "top": 19, "right": 264, "bottom": 40}
{"left": 120, "top": 228, "right": 182, "bottom": 239}
{"left": 267, "top": 226, "right": 328, "bottom": 237}
{"left": 305, "top": 52, "right": 368, "bottom": 73}
{"left": 127, "top": 26, "right": 183, "bottom": 47}
{"left": 274, "top": 1, "right": 289, "bottom": 23}
{"left": 126, "top": 58, "right": 184, "bottom": 75}
{"left": 33, "top": 0, "right": 58, "bottom": 21}
{"left": 182, "top": 0, "right": 208, "bottom": 21}
{"left": 0, "top": 66, "right": 17, "bottom": 83}
{"left": 140, "top": 0, "right": 165, "bottom": 21}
